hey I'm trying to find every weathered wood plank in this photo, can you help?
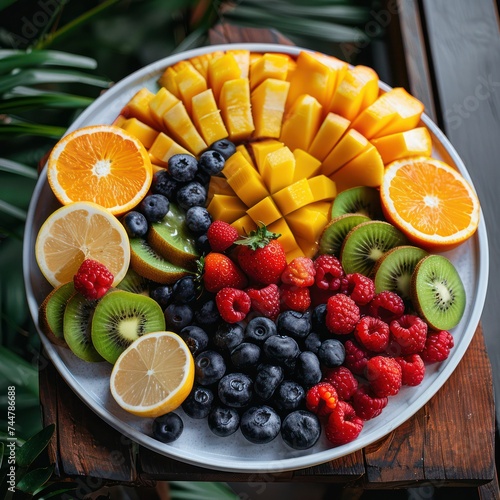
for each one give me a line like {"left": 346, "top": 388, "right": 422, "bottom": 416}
{"left": 209, "top": 22, "right": 295, "bottom": 46}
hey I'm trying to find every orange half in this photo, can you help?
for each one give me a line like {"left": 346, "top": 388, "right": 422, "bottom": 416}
{"left": 47, "top": 125, "right": 152, "bottom": 215}
{"left": 380, "top": 157, "right": 480, "bottom": 251}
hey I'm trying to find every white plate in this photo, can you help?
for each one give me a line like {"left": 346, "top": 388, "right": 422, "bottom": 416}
{"left": 23, "top": 43, "right": 489, "bottom": 473}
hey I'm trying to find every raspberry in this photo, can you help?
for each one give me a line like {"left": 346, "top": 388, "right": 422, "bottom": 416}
{"left": 354, "top": 316, "right": 390, "bottom": 353}
{"left": 351, "top": 384, "right": 388, "bottom": 420}
{"left": 323, "top": 366, "right": 358, "bottom": 401}
{"left": 365, "top": 355, "right": 403, "bottom": 398}
{"left": 395, "top": 354, "right": 425, "bottom": 386}
{"left": 421, "top": 330, "right": 454, "bottom": 363}
{"left": 344, "top": 340, "right": 371, "bottom": 375}
{"left": 73, "top": 259, "right": 113, "bottom": 300}
{"left": 368, "top": 291, "right": 405, "bottom": 323}
{"left": 325, "top": 401, "right": 363, "bottom": 446}
{"left": 281, "top": 257, "right": 316, "bottom": 287}
{"left": 207, "top": 220, "right": 239, "bottom": 252}
{"left": 346, "top": 273, "right": 375, "bottom": 306}
{"left": 215, "top": 287, "right": 251, "bottom": 323}
{"left": 325, "top": 294, "right": 360, "bottom": 335}
{"left": 306, "top": 381, "right": 338, "bottom": 417}
{"left": 280, "top": 284, "right": 311, "bottom": 312}
{"left": 246, "top": 284, "right": 280, "bottom": 321}
{"left": 314, "top": 255, "right": 347, "bottom": 292}
{"left": 389, "top": 314, "right": 428, "bottom": 355}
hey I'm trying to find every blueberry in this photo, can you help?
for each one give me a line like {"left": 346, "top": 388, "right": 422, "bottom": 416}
{"left": 172, "top": 275, "right": 197, "bottom": 303}
{"left": 152, "top": 169, "right": 182, "bottom": 200}
{"left": 194, "top": 299, "right": 220, "bottom": 328}
{"left": 240, "top": 405, "right": 281, "bottom": 444}
{"left": 273, "top": 380, "right": 306, "bottom": 412}
{"left": 179, "top": 325, "right": 209, "bottom": 356}
{"left": 294, "top": 351, "right": 322, "bottom": 388}
{"left": 281, "top": 410, "right": 321, "bottom": 450}
{"left": 244, "top": 316, "right": 277, "bottom": 345}
{"left": 185, "top": 206, "right": 212, "bottom": 235}
{"left": 177, "top": 182, "right": 207, "bottom": 210}
{"left": 208, "top": 405, "right": 240, "bottom": 437}
{"left": 209, "top": 139, "right": 236, "bottom": 160}
{"left": 122, "top": 211, "right": 148, "bottom": 238}
{"left": 262, "top": 335, "right": 300, "bottom": 373}
{"left": 168, "top": 153, "right": 198, "bottom": 182}
{"left": 230, "top": 342, "right": 261, "bottom": 372}
{"left": 152, "top": 412, "right": 183, "bottom": 443}
{"left": 304, "top": 331, "right": 322, "bottom": 355}
{"left": 195, "top": 350, "right": 226, "bottom": 386}
{"left": 194, "top": 167, "right": 212, "bottom": 187}
{"left": 139, "top": 194, "right": 170, "bottom": 223}
{"left": 218, "top": 372, "right": 253, "bottom": 408}
{"left": 254, "top": 364, "right": 284, "bottom": 401}
{"left": 195, "top": 233, "right": 211, "bottom": 255}
{"left": 213, "top": 322, "right": 244, "bottom": 354}
{"left": 312, "top": 303, "right": 329, "bottom": 336}
{"left": 182, "top": 385, "right": 214, "bottom": 419}
{"left": 164, "top": 303, "right": 193, "bottom": 330}
{"left": 150, "top": 285, "right": 173, "bottom": 309}
{"left": 198, "top": 150, "right": 226, "bottom": 175}
{"left": 318, "top": 338, "right": 345, "bottom": 368}
{"left": 276, "top": 310, "right": 311, "bottom": 340}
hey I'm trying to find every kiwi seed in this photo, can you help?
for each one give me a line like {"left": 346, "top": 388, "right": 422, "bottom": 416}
{"left": 330, "top": 186, "right": 383, "bottom": 220}
{"left": 318, "top": 214, "right": 371, "bottom": 257}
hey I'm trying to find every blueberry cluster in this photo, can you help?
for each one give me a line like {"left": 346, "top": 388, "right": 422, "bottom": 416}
{"left": 152, "top": 304, "right": 347, "bottom": 450}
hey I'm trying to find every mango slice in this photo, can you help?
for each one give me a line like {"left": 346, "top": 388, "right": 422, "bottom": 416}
{"left": 158, "top": 66, "right": 180, "bottom": 97}
{"left": 285, "top": 202, "right": 330, "bottom": 242}
{"left": 371, "top": 127, "right": 432, "bottom": 164}
{"left": 207, "top": 176, "right": 236, "bottom": 204}
{"left": 247, "top": 196, "right": 282, "bottom": 226}
{"left": 207, "top": 194, "right": 247, "bottom": 223}
{"left": 273, "top": 178, "right": 314, "bottom": 215}
{"left": 123, "top": 88, "right": 158, "bottom": 129}
{"left": 250, "top": 139, "right": 284, "bottom": 174}
{"left": 191, "top": 88, "right": 228, "bottom": 146}
{"left": 321, "top": 129, "right": 369, "bottom": 176}
{"left": 208, "top": 53, "right": 243, "bottom": 102}
{"left": 231, "top": 214, "right": 257, "bottom": 235}
{"left": 149, "top": 88, "right": 179, "bottom": 128}
{"left": 121, "top": 118, "right": 159, "bottom": 149}
{"left": 236, "top": 144, "right": 255, "bottom": 166}
{"left": 261, "top": 146, "right": 296, "bottom": 193}
{"left": 175, "top": 64, "right": 207, "bottom": 114}
{"left": 268, "top": 218, "right": 300, "bottom": 255}
{"left": 189, "top": 51, "right": 224, "bottom": 79}
{"left": 308, "top": 112, "right": 350, "bottom": 162}
{"left": 250, "top": 53, "right": 290, "bottom": 90}
{"left": 307, "top": 175, "right": 337, "bottom": 202}
{"left": 292, "top": 149, "right": 322, "bottom": 182}
{"left": 148, "top": 133, "right": 190, "bottom": 167}
{"left": 227, "top": 49, "right": 251, "bottom": 78}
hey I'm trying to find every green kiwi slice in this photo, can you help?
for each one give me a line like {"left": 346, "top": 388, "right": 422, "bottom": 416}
{"left": 130, "top": 237, "right": 192, "bottom": 284}
{"left": 116, "top": 268, "right": 150, "bottom": 295}
{"left": 318, "top": 214, "right": 371, "bottom": 257}
{"left": 148, "top": 202, "right": 199, "bottom": 269}
{"left": 91, "top": 290, "right": 166, "bottom": 364}
{"left": 373, "top": 245, "right": 429, "bottom": 301}
{"left": 39, "top": 281, "right": 75, "bottom": 347}
{"left": 340, "top": 220, "right": 408, "bottom": 276}
{"left": 63, "top": 294, "right": 104, "bottom": 362}
{"left": 411, "top": 254, "right": 466, "bottom": 331}
{"left": 331, "top": 186, "right": 383, "bottom": 219}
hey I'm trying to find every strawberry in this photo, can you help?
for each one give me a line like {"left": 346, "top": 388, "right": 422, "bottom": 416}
{"left": 234, "top": 225, "right": 287, "bottom": 285}
{"left": 246, "top": 284, "right": 280, "bottom": 320}
{"left": 207, "top": 220, "right": 239, "bottom": 252}
{"left": 200, "top": 252, "right": 248, "bottom": 293}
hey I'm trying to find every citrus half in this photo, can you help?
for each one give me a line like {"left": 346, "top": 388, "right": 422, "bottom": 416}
{"left": 110, "top": 331, "right": 195, "bottom": 418}
{"left": 47, "top": 125, "right": 152, "bottom": 215}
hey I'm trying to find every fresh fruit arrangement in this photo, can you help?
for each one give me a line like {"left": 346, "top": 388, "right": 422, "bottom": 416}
{"left": 34, "top": 47, "right": 480, "bottom": 454}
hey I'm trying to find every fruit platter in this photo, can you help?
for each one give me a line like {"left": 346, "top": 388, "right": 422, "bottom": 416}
{"left": 23, "top": 43, "right": 488, "bottom": 473}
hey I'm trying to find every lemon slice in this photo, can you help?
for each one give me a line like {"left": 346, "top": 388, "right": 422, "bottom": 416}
{"left": 110, "top": 331, "right": 195, "bottom": 418}
{"left": 35, "top": 201, "right": 130, "bottom": 288}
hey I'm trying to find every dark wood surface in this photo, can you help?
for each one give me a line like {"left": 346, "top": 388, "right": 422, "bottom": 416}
{"left": 38, "top": 1, "right": 500, "bottom": 496}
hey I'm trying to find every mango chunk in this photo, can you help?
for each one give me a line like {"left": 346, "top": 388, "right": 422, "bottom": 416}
{"left": 329, "top": 144, "right": 384, "bottom": 192}
{"left": 321, "top": 129, "right": 370, "bottom": 176}
{"left": 292, "top": 149, "right": 322, "bottom": 182}
{"left": 149, "top": 88, "right": 180, "bottom": 128}
{"left": 251, "top": 78, "right": 290, "bottom": 139}
{"left": 286, "top": 203, "right": 329, "bottom": 242}
{"left": 296, "top": 236, "right": 319, "bottom": 259}
{"left": 191, "top": 88, "right": 228, "bottom": 146}
{"left": 227, "top": 49, "right": 251, "bottom": 78}
{"left": 158, "top": 66, "right": 180, "bottom": 97}
{"left": 268, "top": 218, "right": 299, "bottom": 253}
{"left": 219, "top": 78, "right": 255, "bottom": 142}
{"left": 207, "top": 175, "right": 236, "bottom": 204}
{"left": 307, "top": 175, "right": 337, "bottom": 202}
{"left": 284, "top": 245, "right": 307, "bottom": 263}
{"left": 208, "top": 53, "right": 243, "bottom": 102}
{"left": 250, "top": 139, "right": 284, "bottom": 174}
{"left": 231, "top": 214, "right": 257, "bottom": 235}
{"left": 207, "top": 194, "right": 247, "bottom": 223}
{"left": 175, "top": 64, "right": 207, "bottom": 114}
{"left": 189, "top": 51, "right": 224, "bottom": 79}
{"left": 162, "top": 101, "right": 207, "bottom": 155}
{"left": 247, "top": 196, "right": 282, "bottom": 226}
{"left": 148, "top": 133, "right": 190, "bottom": 166}
{"left": 280, "top": 94, "right": 323, "bottom": 152}
{"left": 262, "top": 146, "right": 296, "bottom": 193}
{"left": 121, "top": 117, "right": 159, "bottom": 149}
{"left": 250, "top": 53, "right": 289, "bottom": 90}
{"left": 222, "top": 150, "right": 254, "bottom": 178}
{"left": 273, "top": 178, "right": 314, "bottom": 215}
{"left": 123, "top": 88, "right": 158, "bottom": 129}
{"left": 371, "top": 127, "right": 432, "bottom": 164}
{"left": 236, "top": 144, "right": 255, "bottom": 166}
{"left": 308, "top": 112, "right": 350, "bottom": 162}
{"left": 113, "top": 115, "right": 127, "bottom": 127}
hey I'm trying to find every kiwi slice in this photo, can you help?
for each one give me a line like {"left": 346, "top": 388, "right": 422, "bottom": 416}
{"left": 116, "top": 268, "right": 150, "bottom": 296}
{"left": 39, "top": 282, "right": 75, "bottom": 347}
{"left": 318, "top": 214, "right": 371, "bottom": 257}
{"left": 130, "top": 237, "right": 192, "bottom": 284}
{"left": 411, "top": 254, "right": 466, "bottom": 331}
{"left": 340, "top": 220, "right": 408, "bottom": 276}
{"left": 91, "top": 290, "right": 166, "bottom": 364}
{"left": 148, "top": 202, "right": 199, "bottom": 269}
{"left": 63, "top": 294, "right": 104, "bottom": 362}
{"left": 331, "top": 186, "right": 383, "bottom": 219}
{"left": 373, "top": 245, "right": 429, "bottom": 301}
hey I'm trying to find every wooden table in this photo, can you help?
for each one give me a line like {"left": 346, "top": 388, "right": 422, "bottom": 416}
{"left": 39, "top": 1, "right": 500, "bottom": 497}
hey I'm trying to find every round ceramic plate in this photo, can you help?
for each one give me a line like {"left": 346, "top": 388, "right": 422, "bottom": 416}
{"left": 23, "top": 43, "right": 489, "bottom": 473}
